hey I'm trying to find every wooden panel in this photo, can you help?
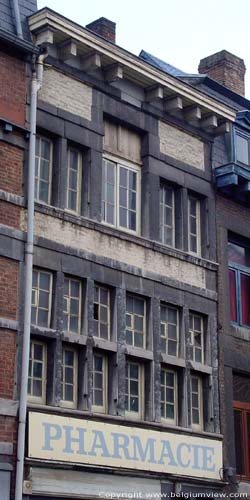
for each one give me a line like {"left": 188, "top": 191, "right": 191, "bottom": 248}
{"left": 104, "top": 121, "right": 141, "bottom": 163}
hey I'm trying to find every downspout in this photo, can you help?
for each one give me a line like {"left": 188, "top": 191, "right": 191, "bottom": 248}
{"left": 15, "top": 52, "right": 47, "bottom": 500}
{"left": 11, "top": 0, "right": 23, "bottom": 38}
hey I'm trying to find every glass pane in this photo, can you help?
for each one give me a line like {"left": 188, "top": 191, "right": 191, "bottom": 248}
{"left": 100, "top": 323, "right": 108, "bottom": 339}
{"left": 33, "top": 362, "right": 42, "bottom": 378}
{"left": 70, "top": 150, "right": 78, "bottom": 169}
{"left": 39, "top": 290, "right": 49, "bottom": 309}
{"left": 100, "top": 288, "right": 108, "bottom": 305}
{"left": 236, "top": 135, "right": 249, "bottom": 165}
{"left": 168, "top": 324, "right": 177, "bottom": 340}
{"left": 33, "top": 379, "right": 42, "bottom": 397}
{"left": 40, "top": 160, "right": 49, "bottom": 181}
{"left": 107, "top": 204, "right": 114, "bottom": 224}
{"left": 229, "top": 270, "right": 237, "bottom": 322}
{"left": 134, "top": 332, "right": 143, "bottom": 348}
{"left": 41, "top": 139, "right": 51, "bottom": 160}
{"left": 192, "top": 408, "right": 200, "bottom": 424}
{"left": 166, "top": 405, "right": 174, "bottom": 420}
{"left": 68, "top": 191, "right": 77, "bottom": 211}
{"left": 94, "top": 303, "right": 99, "bottom": 321}
{"left": 107, "top": 183, "right": 115, "bottom": 204}
{"left": 126, "top": 329, "right": 133, "bottom": 345}
{"left": 65, "top": 350, "right": 74, "bottom": 365}
{"left": 126, "top": 296, "right": 133, "bottom": 313}
{"left": 166, "top": 371, "right": 174, "bottom": 386}
{"left": 71, "top": 280, "right": 80, "bottom": 297}
{"left": 228, "top": 242, "right": 250, "bottom": 267}
{"left": 168, "top": 340, "right": 177, "bottom": 356}
{"left": 65, "top": 385, "right": 73, "bottom": 401}
{"left": 119, "top": 187, "right": 127, "bottom": 207}
{"left": 129, "top": 211, "right": 136, "bottom": 230}
{"left": 65, "top": 367, "right": 73, "bottom": 384}
{"left": 39, "top": 181, "right": 49, "bottom": 203}
{"left": 241, "top": 274, "right": 250, "bottom": 327}
{"left": 120, "top": 167, "right": 127, "bottom": 187}
{"left": 134, "top": 315, "right": 143, "bottom": 331}
{"left": 39, "top": 273, "right": 50, "bottom": 291}
{"left": 129, "top": 171, "right": 136, "bottom": 190}
{"left": 107, "top": 163, "right": 115, "bottom": 183}
{"left": 34, "top": 343, "right": 43, "bottom": 360}
{"left": 130, "top": 397, "right": 138, "bottom": 412}
{"left": 37, "top": 309, "right": 49, "bottom": 327}
{"left": 129, "top": 191, "right": 136, "bottom": 210}
{"left": 95, "top": 390, "right": 103, "bottom": 406}
{"left": 70, "top": 316, "right": 78, "bottom": 333}
{"left": 119, "top": 207, "right": 127, "bottom": 227}
{"left": 129, "top": 363, "right": 138, "bottom": 379}
{"left": 94, "top": 355, "right": 103, "bottom": 372}
{"left": 134, "top": 298, "right": 144, "bottom": 315}
{"left": 70, "top": 298, "right": 79, "bottom": 315}
{"left": 94, "top": 373, "right": 103, "bottom": 389}
{"left": 130, "top": 381, "right": 138, "bottom": 395}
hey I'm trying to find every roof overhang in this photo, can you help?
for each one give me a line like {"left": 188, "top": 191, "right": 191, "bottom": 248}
{"left": 28, "top": 8, "right": 236, "bottom": 131}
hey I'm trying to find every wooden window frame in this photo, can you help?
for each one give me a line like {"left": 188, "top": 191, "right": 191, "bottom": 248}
{"left": 188, "top": 195, "right": 201, "bottom": 256}
{"left": 125, "top": 360, "right": 144, "bottom": 420}
{"left": 191, "top": 375, "right": 203, "bottom": 431}
{"left": 66, "top": 147, "right": 82, "bottom": 214}
{"left": 235, "top": 131, "right": 250, "bottom": 167}
{"left": 92, "top": 352, "right": 108, "bottom": 414}
{"left": 189, "top": 312, "right": 204, "bottom": 364}
{"left": 31, "top": 269, "right": 53, "bottom": 328}
{"left": 160, "top": 367, "right": 178, "bottom": 425}
{"left": 102, "top": 154, "right": 141, "bottom": 235}
{"left": 229, "top": 262, "right": 250, "bottom": 329}
{"left": 160, "top": 185, "right": 175, "bottom": 248}
{"left": 35, "top": 135, "right": 53, "bottom": 205}
{"left": 233, "top": 400, "right": 250, "bottom": 478}
{"left": 61, "top": 347, "right": 78, "bottom": 409}
{"left": 28, "top": 340, "right": 47, "bottom": 404}
{"left": 63, "top": 276, "right": 82, "bottom": 334}
{"left": 93, "top": 284, "right": 111, "bottom": 340}
{"left": 126, "top": 294, "right": 146, "bottom": 349}
{"left": 160, "top": 304, "right": 179, "bottom": 357}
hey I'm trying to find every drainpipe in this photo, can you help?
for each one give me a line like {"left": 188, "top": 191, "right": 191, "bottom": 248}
{"left": 11, "top": 0, "right": 23, "bottom": 38}
{"left": 15, "top": 52, "right": 47, "bottom": 500}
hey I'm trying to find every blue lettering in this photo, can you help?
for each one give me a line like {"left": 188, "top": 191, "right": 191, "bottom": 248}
{"left": 202, "top": 446, "right": 215, "bottom": 472}
{"left": 62, "top": 426, "right": 86, "bottom": 455}
{"left": 111, "top": 432, "right": 131, "bottom": 460}
{"left": 42, "top": 423, "right": 61, "bottom": 451}
{"left": 176, "top": 443, "right": 191, "bottom": 468}
{"left": 131, "top": 436, "right": 157, "bottom": 463}
{"left": 191, "top": 444, "right": 202, "bottom": 470}
{"left": 88, "top": 430, "right": 111, "bottom": 458}
{"left": 158, "top": 440, "right": 177, "bottom": 466}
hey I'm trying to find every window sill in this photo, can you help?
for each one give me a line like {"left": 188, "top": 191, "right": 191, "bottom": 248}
{"left": 124, "top": 345, "right": 153, "bottom": 360}
{"left": 189, "top": 361, "right": 212, "bottom": 374}
{"left": 92, "top": 337, "right": 117, "bottom": 352}
{"left": 62, "top": 332, "right": 88, "bottom": 345}
{"left": 161, "top": 353, "right": 186, "bottom": 368}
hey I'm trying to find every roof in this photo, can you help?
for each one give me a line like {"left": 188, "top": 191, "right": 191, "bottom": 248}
{"left": 0, "top": 0, "right": 37, "bottom": 40}
{"left": 139, "top": 50, "right": 187, "bottom": 77}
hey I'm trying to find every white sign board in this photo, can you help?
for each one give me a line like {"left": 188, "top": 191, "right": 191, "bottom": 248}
{"left": 28, "top": 412, "right": 223, "bottom": 480}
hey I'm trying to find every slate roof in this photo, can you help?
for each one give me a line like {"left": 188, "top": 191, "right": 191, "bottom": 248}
{"left": 0, "top": 0, "right": 37, "bottom": 40}
{"left": 139, "top": 49, "right": 188, "bottom": 77}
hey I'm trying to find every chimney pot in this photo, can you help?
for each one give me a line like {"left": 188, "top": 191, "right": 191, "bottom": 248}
{"left": 198, "top": 50, "right": 246, "bottom": 96}
{"left": 86, "top": 17, "right": 116, "bottom": 43}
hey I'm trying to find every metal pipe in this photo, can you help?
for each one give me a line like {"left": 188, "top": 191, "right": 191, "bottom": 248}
{"left": 11, "top": 0, "right": 23, "bottom": 38}
{"left": 15, "top": 53, "right": 47, "bottom": 500}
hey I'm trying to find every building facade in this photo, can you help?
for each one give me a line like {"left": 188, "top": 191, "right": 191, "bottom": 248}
{"left": 1, "top": 2, "right": 250, "bottom": 500}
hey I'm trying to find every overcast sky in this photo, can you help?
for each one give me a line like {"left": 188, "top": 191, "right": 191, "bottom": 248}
{"left": 37, "top": 0, "right": 250, "bottom": 99}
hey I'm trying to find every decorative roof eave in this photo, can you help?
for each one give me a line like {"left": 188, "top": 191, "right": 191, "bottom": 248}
{"left": 28, "top": 8, "right": 236, "bottom": 124}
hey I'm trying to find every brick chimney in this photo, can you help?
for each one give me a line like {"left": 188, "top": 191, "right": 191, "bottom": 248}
{"left": 198, "top": 50, "right": 246, "bottom": 96}
{"left": 86, "top": 17, "right": 116, "bottom": 43}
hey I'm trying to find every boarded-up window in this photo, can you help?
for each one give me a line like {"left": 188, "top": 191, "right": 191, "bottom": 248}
{"left": 104, "top": 121, "right": 141, "bottom": 164}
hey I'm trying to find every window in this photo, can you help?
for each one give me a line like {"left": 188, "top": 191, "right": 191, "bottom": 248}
{"left": 188, "top": 196, "right": 201, "bottom": 255}
{"left": 125, "top": 360, "right": 144, "bottom": 419}
{"left": 31, "top": 269, "right": 52, "bottom": 328}
{"left": 160, "top": 304, "right": 179, "bottom": 357}
{"left": 61, "top": 347, "right": 78, "bottom": 408}
{"left": 66, "top": 148, "right": 82, "bottom": 213}
{"left": 92, "top": 353, "right": 107, "bottom": 413}
{"left": 126, "top": 294, "right": 146, "bottom": 348}
{"left": 28, "top": 341, "right": 46, "bottom": 403}
{"left": 189, "top": 313, "right": 204, "bottom": 363}
{"left": 35, "top": 135, "right": 52, "bottom": 204}
{"left": 93, "top": 285, "right": 110, "bottom": 340}
{"left": 102, "top": 158, "right": 140, "bottom": 233}
{"left": 63, "top": 277, "right": 81, "bottom": 334}
{"left": 161, "top": 368, "right": 177, "bottom": 424}
{"left": 102, "top": 121, "right": 141, "bottom": 234}
{"left": 191, "top": 375, "right": 203, "bottom": 430}
{"left": 233, "top": 374, "right": 250, "bottom": 477}
{"left": 236, "top": 133, "right": 250, "bottom": 166}
{"left": 228, "top": 240, "right": 250, "bottom": 327}
{"left": 160, "top": 185, "right": 175, "bottom": 247}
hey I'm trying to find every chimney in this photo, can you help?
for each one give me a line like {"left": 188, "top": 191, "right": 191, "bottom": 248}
{"left": 198, "top": 50, "right": 246, "bottom": 96}
{"left": 86, "top": 17, "right": 116, "bottom": 43}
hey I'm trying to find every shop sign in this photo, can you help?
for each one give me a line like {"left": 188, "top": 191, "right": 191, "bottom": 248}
{"left": 28, "top": 412, "right": 222, "bottom": 480}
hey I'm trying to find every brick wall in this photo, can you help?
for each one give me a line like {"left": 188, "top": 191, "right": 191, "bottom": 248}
{"left": 0, "top": 201, "right": 21, "bottom": 229}
{"left": 0, "top": 51, "right": 26, "bottom": 126}
{"left": 0, "top": 143, "right": 23, "bottom": 195}
{"left": 159, "top": 121, "right": 205, "bottom": 170}
{"left": 0, "top": 257, "right": 19, "bottom": 319}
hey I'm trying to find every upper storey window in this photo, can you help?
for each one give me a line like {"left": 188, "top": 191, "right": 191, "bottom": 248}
{"left": 35, "top": 136, "right": 52, "bottom": 204}
{"left": 188, "top": 195, "right": 201, "bottom": 256}
{"left": 236, "top": 133, "right": 250, "bottom": 166}
{"left": 228, "top": 239, "right": 250, "bottom": 327}
{"left": 66, "top": 148, "right": 82, "bottom": 214}
{"left": 102, "top": 121, "right": 141, "bottom": 234}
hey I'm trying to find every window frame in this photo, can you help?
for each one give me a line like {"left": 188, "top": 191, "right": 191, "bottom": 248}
{"left": 125, "top": 360, "right": 144, "bottom": 420}
{"left": 188, "top": 195, "right": 201, "bottom": 256}
{"left": 63, "top": 276, "right": 82, "bottom": 335}
{"left": 66, "top": 147, "right": 82, "bottom": 215}
{"left": 233, "top": 400, "right": 250, "bottom": 478}
{"left": 31, "top": 269, "right": 53, "bottom": 328}
{"left": 35, "top": 135, "right": 53, "bottom": 205}
{"left": 93, "top": 284, "right": 111, "bottom": 341}
{"left": 189, "top": 312, "right": 204, "bottom": 364}
{"left": 61, "top": 347, "right": 78, "bottom": 409}
{"left": 28, "top": 340, "right": 47, "bottom": 404}
{"left": 191, "top": 374, "right": 203, "bottom": 431}
{"left": 126, "top": 294, "right": 146, "bottom": 349}
{"left": 160, "top": 303, "right": 179, "bottom": 357}
{"left": 160, "top": 367, "right": 178, "bottom": 425}
{"left": 92, "top": 352, "right": 108, "bottom": 414}
{"left": 228, "top": 253, "right": 250, "bottom": 329}
{"left": 102, "top": 154, "right": 141, "bottom": 235}
{"left": 235, "top": 130, "right": 250, "bottom": 167}
{"left": 160, "top": 184, "right": 176, "bottom": 248}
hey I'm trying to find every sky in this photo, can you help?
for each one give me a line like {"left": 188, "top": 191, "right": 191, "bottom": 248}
{"left": 37, "top": 0, "right": 250, "bottom": 99}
